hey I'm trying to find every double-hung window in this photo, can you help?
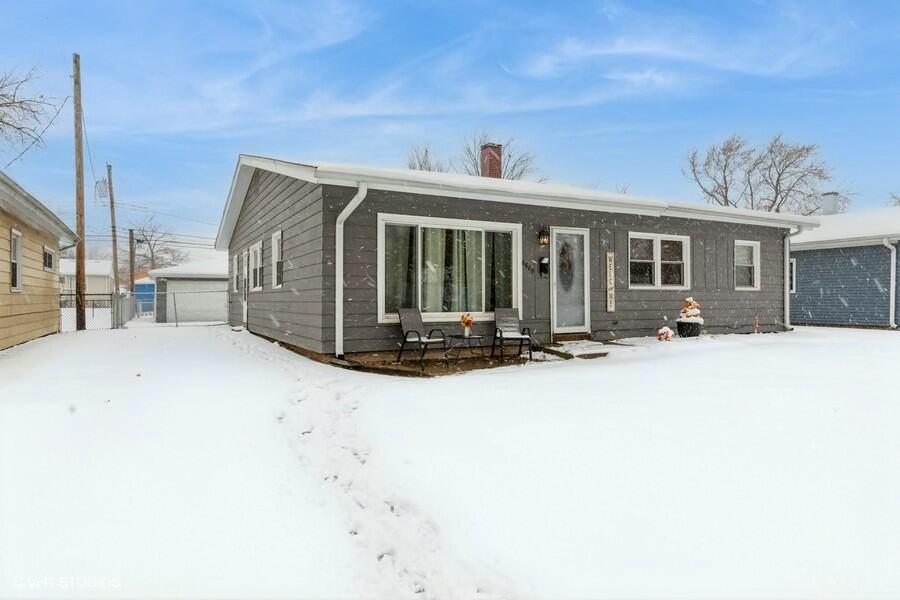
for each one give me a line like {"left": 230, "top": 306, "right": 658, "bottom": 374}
{"left": 271, "top": 231, "right": 283, "bottom": 288}
{"left": 734, "top": 240, "right": 761, "bottom": 290}
{"left": 378, "top": 214, "right": 521, "bottom": 323}
{"left": 628, "top": 232, "right": 690, "bottom": 289}
{"left": 10, "top": 229, "right": 22, "bottom": 291}
{"left": 42, "top": 247, "right": 55, "bottom": 271}
{"left": 249, "top": 242, "right": 263, "bottom": 291}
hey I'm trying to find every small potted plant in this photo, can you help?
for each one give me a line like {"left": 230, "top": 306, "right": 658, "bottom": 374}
{"left": 459, "top": 312, "right": 474, "bottom": 337}
{"left": 676, "top": 297, "right": 703, "bottom": 338}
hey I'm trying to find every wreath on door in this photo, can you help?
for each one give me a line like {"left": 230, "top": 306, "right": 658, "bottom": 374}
{"left": 558, "top": 241, "right": 575, "bottom": 291}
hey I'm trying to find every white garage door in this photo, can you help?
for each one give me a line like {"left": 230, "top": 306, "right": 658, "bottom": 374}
{"left": 165, "top": 279, "right": 228, "bottom": 324}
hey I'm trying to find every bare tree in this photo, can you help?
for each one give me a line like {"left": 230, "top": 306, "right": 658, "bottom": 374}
{"left": 0, "top": 68, "right": 53, "bottom": 148}
{"left": 684, "top": 135, "right": 755, "bottom": 209}
{"left": 889, "top": 193, "right": 900, "bottom": 207}
{"left": 615, "top": 183, "right": 630, "bottom": 195}
{"left": 458, "top": 130, "right": 544, "bottom": 181}
{"left": 757, "top": 135, "right": 832, "bottom": 214}
{"left": 685, "top": 134, "right": 835, "bottom": 215}
{"left": 407, "top": 142, "right": 447, "bottom": 172}
{"left": 133, "top": 217, "right": 188, "bottom": 270}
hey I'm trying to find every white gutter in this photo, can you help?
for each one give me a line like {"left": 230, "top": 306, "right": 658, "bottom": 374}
{"left": 334, "top": 183, "right": 368, "bottom": 357}
{"left": 784, "top": 226, "right": 806, "bottom": 329}
{"left": 883, "top": 239, "right": 897, "bottom": 329}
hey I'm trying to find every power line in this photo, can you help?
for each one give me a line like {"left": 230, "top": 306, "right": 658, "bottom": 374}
{"left": 3, "top": 96, "right": 71, "bottom": 169}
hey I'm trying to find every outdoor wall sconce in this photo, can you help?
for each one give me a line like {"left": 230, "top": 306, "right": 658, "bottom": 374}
{"left": 537, "top": 226, "right": 551, "bottom": 246}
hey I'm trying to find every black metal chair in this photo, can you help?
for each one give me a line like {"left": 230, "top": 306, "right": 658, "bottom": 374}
{"left": 396, "top": 308, "right": 447, "bottom": 368}
{"left": 491, "top": 308, "right": 533, "bottom": 362}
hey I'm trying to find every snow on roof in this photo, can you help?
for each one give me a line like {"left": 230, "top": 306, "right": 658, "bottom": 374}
{"left": 216, "top": 154, "right": 820, "bottom": 249}
{"left": 792, "top": 207, "right": 900, "bottom": 249}
{"left": 148, "top": 257, "right": 228, "bottom": 280}
{"left": 59, "top": 258, "right": 114, "bottom": 277}
{"left": 134, "top": 277, "right": 154, "bottom": 285}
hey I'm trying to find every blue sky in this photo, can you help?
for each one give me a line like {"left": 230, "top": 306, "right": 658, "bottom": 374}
{"left": 3, "top": 0, "right": 900, "bottom": 252}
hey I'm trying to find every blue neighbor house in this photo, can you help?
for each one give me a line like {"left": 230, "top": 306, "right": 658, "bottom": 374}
{"left": 790, "top": 207, "right": 900, "bottom": 328}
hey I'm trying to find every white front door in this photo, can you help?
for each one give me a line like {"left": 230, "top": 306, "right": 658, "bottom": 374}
{"left": 550, "top": 227, "right": 591, "bottom": 334}
{"left": 241, "top": 250, "right": 249, "bottom": 326}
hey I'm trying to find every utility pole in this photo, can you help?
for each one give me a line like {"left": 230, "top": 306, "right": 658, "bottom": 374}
{"left": 129, "top": 228, "right": 136, "bottom": 293}
{"left": 73, "top": 53, "right": 86, "bottom": 331}
{"left": 106, "top": 163, "right": 120, "bottom": 293}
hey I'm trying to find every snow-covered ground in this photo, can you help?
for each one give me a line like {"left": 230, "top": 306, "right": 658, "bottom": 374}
{"left": 2, "top": 326, "right": 899, "bottom": 598}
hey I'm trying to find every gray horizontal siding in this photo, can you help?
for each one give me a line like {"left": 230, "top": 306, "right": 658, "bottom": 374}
{"left": 227, "top": 170, "right": 327, "bottom": 352}
{"left": 790, "top": 244, "right": 895, "bottom": 326}
{"left": 323, "top": 185, "right": 788, "bottom": 354}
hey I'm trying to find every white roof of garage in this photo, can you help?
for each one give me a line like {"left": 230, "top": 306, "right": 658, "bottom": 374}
{"left": 148, "top": 257, "right": 228, "bottom": 280}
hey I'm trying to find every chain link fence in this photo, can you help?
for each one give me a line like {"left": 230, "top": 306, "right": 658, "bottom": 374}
{"left": 147, "top": 290, "right": 228, "bottom": 326}
{"left": 60, "top": 293, "right": 134, "bottom": 332}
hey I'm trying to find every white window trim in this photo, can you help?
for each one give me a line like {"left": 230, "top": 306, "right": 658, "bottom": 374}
{"left": 789, "top": 257, "right": 797, "bottom": 294}
{"left": 232, "top": 254, "right": 239, "bottom": 292}
{"left": 42, "top": 246, "right": 56, "bottom": 272}
{"left": 249, "top": 241, "right": 263, "bottom": 292}
{"left": 627, "top": 231, "right": 692, "bottom": 290}
{"left": 734, "top": 240, "right": 762, "bottom": 291}
{"left": 376, "top": 213, "right": 523, "bottom": 324}
{"left": 10, "top": 228, "right": 22, "bottom": 292}
{"left": 271, "top": 230, "right": 283, "bottom": 289}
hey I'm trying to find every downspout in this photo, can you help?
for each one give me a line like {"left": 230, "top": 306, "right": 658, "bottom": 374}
{"left": 882, "top": 238, "right": 897, "bottom": 329}
{"left": 784, "top": 226, "right": 805, "bottom": 330}
{"left": 334, "top": 183, "right": 368, "bottom": 358}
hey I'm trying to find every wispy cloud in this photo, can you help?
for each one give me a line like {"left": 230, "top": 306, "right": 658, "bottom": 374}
{"left": 518, "top": 1, "right": 854, "bottom": 80}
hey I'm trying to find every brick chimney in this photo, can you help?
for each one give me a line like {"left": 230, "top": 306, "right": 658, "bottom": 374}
{"left": 480, "top": 143, "right": 502, "bottom": 178}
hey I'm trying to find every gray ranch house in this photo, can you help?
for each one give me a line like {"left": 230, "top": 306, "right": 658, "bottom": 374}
{"left": 791, "top": 207, "right": 899, "bottom": 328}
{"left": 214, "top": 148, "right": 816, "bottom": 357}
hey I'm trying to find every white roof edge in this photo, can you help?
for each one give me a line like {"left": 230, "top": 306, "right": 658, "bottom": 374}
{"left": 0, "top": 171, "right": 76, "bottom": 244}
{"left": 215, "top": 154, "right": 819, "bottom": 249}
{"left": 793, "top": 235, "right": 900, "bottom": 251}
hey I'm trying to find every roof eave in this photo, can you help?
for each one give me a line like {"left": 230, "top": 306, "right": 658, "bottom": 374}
{"left": 793, "top": 235, "right": 900, "bottom": 251}
{"left": 0, "top": 171, "right": 76, "bottom": 244}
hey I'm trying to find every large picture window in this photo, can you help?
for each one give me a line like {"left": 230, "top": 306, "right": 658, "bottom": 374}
{"left": 734, "top": 240, "right": 761, "bottom": 290}
{"left": 628, "top": 232, "right": 691, "bottom": 289}
{"left": 378, "top": 214, "right": 521, "bottom": 322}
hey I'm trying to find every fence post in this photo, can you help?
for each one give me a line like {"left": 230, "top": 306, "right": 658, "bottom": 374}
{"left": 112, "top": 293, "right": 118, "bottom": 329}
{"left": 173, "top": 292, "right": 178, "bottom": 328}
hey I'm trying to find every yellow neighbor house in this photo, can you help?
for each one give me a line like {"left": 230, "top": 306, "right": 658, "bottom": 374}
{"left": 1, "top": 171, "right": 76, "bottom": 351}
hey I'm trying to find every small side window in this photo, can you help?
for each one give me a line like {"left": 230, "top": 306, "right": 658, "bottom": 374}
{"left": 10, "top": 229, "right": 22, "bottom": 291}
{"left": 735, "top": 240, "right": 761, "bottom": 291}
{"left": 43, "top": 247, "right": 56, "bottom": 272}
{"left": 272, "top": 231, "right": 283, "bottom": 288}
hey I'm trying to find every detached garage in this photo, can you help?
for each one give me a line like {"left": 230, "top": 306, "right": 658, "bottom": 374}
{"left": 148, "top": 258, "right": 228, "bottom": 324}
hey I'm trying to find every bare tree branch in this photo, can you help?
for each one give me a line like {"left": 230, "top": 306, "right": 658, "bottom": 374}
{"left": 684, "top": 133, "right": 838, "bottom": 214}
{"left": 888, "top": 193, "right": 900, "bottom": 207}
{"left": 683, "top": 135, "right": 754, "bottom": 208}
{"left": 0, "top": 67, "right": 54, "bottom": 148}
{"left": 407, "top": 142, "right": 447, "bottom": 172}
{"left": 133, "top": 217, "right": 188, "bottom": 270}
